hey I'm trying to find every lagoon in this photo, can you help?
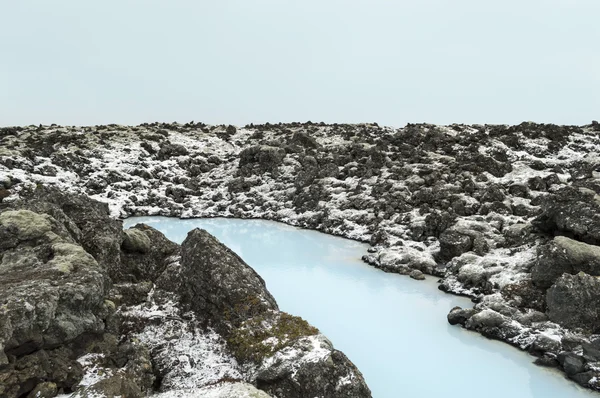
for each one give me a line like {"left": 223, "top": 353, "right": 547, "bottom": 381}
{"left": 124, "top": 217, "right": 596, "bottom": 398}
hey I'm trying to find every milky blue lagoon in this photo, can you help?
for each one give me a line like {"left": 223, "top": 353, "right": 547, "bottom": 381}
{"left": 124, "top": 217, "right": 596, "bottom": 398}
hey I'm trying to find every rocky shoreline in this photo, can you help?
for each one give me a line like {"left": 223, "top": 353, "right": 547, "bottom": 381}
{"left": 0, "top": 188, "right": 370, "bottom": 397}
{"left": 2, "top": 120, "right": 600, "bottom": 393}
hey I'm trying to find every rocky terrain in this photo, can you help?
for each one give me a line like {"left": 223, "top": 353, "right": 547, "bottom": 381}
{"left": 1, "top": 120, "right": 600, "bottom": 392}
{"left": 0, "top": 188, "right": 370, "bottom": 397}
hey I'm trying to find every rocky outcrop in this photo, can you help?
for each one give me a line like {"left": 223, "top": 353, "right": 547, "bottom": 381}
{"left": 156, "top": 228, "right": 372, "bottom": 397}
{"left": 0, "top": 189, "right": 370, "bottom": 397}
{"left": 164, "top": 228, "right": 278, "bottom": 332}
{"left": 534, "top": 187, "right": 600, "bottom": 244}
{"left": 532, "top": 236, "right": 600, "bottom": 288}
{"left": 546, "top": 273, "right": 600, "bottom": 333}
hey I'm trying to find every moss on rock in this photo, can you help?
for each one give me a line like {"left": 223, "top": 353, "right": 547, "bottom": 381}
{"left": 228, "top": 311, "right": 318, "bottom": 363}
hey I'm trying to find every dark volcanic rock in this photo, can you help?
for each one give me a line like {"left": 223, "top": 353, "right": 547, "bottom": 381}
{"left": 447, "top": 306, "right": 476, "bottom": 325}
{"left": 20, "top": 187, "right": 123, "bottom": 281}
{"left": 0, "top": 208, "right": 107, "bottom": 396}
{"left": 119, "top": 224, "right": 179, "bottom": 282}
{"left": 173, "top": 228, "right": 278, "bottom": 332}
{"left": 547, "top": 273, "right": 600, "bottom": 333}
{"left": 256, "top": 340, "right": 371, "bottom": 398}
{"left": 534, "top": 186, "right": 600, "bottom": 244}
{"left": 532, "top": 236, "right": 600, "bottom": 288}
{"left": 439, "top": 229, "right": 473, "bottom": 260}
{"left": 238, "top": 145, "right": 286, "bottom": 176}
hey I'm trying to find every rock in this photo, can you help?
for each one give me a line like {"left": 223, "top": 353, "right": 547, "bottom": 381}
{"left": 122, "top": 227, "right": 151, "bottom": 253}
{"left": 157, "top": 143, "right": 189, "bottom": 160}
{"left": 439, "top": 229, "right": 473, "bottom": 260}
{"left": 72, "top": 374, "right": 143, "bottom": 398}
{"left": 530, "top": 333, "right": 561, "bottom": 354}
{"left": 119, "top": 224, "right": 179, "bottom": 282}
{"left": 26, "top": 382, "right": 57, "bottom": 398}
{"left": 570, "top": 371, "right": 596, "bottom": 386}
{"left": 532, "top": 236, "right": 600, "bottom": 288}
{"left": 409, "top": 269, "right": 425, "bottom": 280}
{"left": 238, "top": 145, "right": 286, "bottom": 176}
{"left": 0, "top": 208, "right": 106, "bottom": 361}
{"left": 291, "top": 131, "right": 319, "bottom": 149}
{"left": 0, "top": 348, "right": 83, "bottom": 398}
{"left": 534, "top": 186, "right": 600, "bottom": 244}
{"left": 20, "top": 187, "right": 123, "bottom": 281}
{"left": 172, "top": 228, "right": 278, "bottom": 332}
{"left": 557, "top": 352, "right": 586, "bottom": 376}
{"left": 166, "top": 383, "right": 273, "bottom": 398}
{"left": 255, "top": 333, "right": 371, "bottom": 398}
{"left": 504, "top": 223, "right": 533, "bottom": 246}
{"left": 547, "top": 273, "right": 600, "bottom": 332}
{"left": 466, "top": 309, "right": 508, "bottom": 329}
{"left": 447, "top": 306, "right": 476, "bottom": 325}
{"left": 583, "top": 337, "right": 600, "bottom": 361}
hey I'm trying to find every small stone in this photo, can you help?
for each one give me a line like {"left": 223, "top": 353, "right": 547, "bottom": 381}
{"left": 409, "top": 269, "right": 425, "bottom": 280}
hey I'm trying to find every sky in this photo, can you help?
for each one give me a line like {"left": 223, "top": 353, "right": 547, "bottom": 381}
{"left": 1, "top": 0, "right": 599, "bottom": 127}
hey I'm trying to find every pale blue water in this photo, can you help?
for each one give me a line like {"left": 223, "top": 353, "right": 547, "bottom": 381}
{"left": 124, "top": 217, "right": 597, "bottom": 398}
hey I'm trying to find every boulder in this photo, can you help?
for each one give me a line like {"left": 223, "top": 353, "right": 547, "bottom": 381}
{"left": 534, "top": 186, "right": 600, "bottom": 244}
{"left": 255, "top": 332, "right": 371, "bottom": 398}
{"left": 119, "top": 224, "right": 179, "bottom": 282}
{"left": 238, "top": 145, "right": 286, "bottom": 176}
{"left": 557, "top": 352, "right": 586, "bottom": 376}
{"left": 173, "top": 228, "right": 278, "bottom": 332}
{"left": 439, "top": 229, "right": 473, "bottom": 260}
{"left": 532, "top": 236, "right": 600, "bottom": 288}
{"left": 546, "top": 273, "right": 600, "bottom": 332}
{"left": 447, "top": 307, "right": 476, "bottom": 325}
{"left": 20, "top": 187, "right": 123, "bottom": 281}
{"left": 0, "top": 209, "right": 106, "bottom": 362}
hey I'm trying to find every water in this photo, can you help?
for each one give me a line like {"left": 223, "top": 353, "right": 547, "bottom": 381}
{"left": 124, "top": 217, "right": 597, "bottom": 398}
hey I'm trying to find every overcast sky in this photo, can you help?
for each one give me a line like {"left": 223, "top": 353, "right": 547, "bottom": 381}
{"left": 1, "top": 0, "right": 598, "bottom": 127}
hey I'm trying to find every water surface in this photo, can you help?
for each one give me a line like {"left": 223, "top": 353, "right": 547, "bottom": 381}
{"left": 124, "top": 217, "right": 596, "bottom": 398}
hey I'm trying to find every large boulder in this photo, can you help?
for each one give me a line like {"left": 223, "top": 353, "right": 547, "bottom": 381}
{"left": 159, "top": 228, "right": 371, "bottom": 397}
{"left": 546, "top": 272, "right": 600, "bottom": 333}
{"left": 19, "top": 187, "right": 123, "bottom": 281}
{"left": 532, "top": 236, "right": 600, "bottom": 288}
{"left": 0, "top": 209, "right": 107, "bottom": 396}
{"left": 166, "top": 228, "right": 278, "bottom": 332}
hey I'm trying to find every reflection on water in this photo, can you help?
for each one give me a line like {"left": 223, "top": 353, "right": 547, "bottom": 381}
{"left": 124, "top": 217, "right": 596, "bottom": 398}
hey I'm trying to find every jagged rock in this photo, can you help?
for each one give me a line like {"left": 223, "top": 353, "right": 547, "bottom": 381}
{"left": 532, "top": 236, "right": 600, "bottom": 288}
{"left": 0, "top": 348, "right": 83, "bottom": 398}
{"left": 530, "top": 334, "right": 561, "bottom": 354}
{"left": 19, "top": 187, "right": 123, "bottom": 280}
{"left": 547, "top": 273, "right": 600, "bottom": 332}
{"left": 72, "top": 374, "right": 143, "bottom": 398}
{"left": 173, "top": 228, "right": 278, "bottom": 332}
